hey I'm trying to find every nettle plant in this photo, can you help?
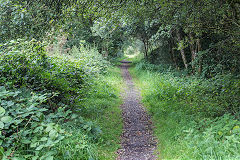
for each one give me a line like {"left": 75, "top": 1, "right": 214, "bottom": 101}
{"left": 0, "top": 86, "right": 71, "bottom": 160}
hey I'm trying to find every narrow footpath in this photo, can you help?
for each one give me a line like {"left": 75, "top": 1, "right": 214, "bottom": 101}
{"left": 117, "top": 60, "right": 157, "bottom": 160}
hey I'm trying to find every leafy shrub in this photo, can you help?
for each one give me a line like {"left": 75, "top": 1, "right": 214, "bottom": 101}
{"left": 0, "top": 39, "right": 87, "bottom": 108}
{"left": 69, "top": 44, "right": 110, "bottom": 75}
{"left": 136, "top": 61, "right": 240, "bottom": 117}
{"left": 54, "top": 116, "right": 103, "bottom": 160}
{"left": 0, "top": 86, "right": 70, "bottom": 159}
{"left": 132, "top": 61, "right": 240, "bottom": 159}
{"left": 136, "top": 60, "right": 172, "bottom": 73}
{"left": 47, "top": 40, "right": 110, "bottom": 77}
{"left": 182, "top": 114, "right": 240, "bottom": 159}
{"left": 0, "top": 39, "right": 120, "bottom": 159}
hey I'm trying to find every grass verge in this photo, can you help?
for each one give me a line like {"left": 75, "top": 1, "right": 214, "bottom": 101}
{"left": 129, "top": 63, "right": 240, "bottom": 160}
{"left": 79, "top": 66, "right": 124, "bottom": 160}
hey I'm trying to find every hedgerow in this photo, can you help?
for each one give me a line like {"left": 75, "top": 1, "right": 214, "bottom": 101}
{"left": 0, "top": 39, "right": 111, "bottom": 159}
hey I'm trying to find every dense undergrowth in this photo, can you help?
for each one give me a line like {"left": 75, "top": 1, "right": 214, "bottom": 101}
{"left": 0, "top": 39, "right": 123, "bottom": 160}
{"left": 130, "top": 60, "right": 240, "bottom": 160}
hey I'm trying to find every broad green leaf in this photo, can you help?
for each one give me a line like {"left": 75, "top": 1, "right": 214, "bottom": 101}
{"left": 0, "top": 121, "right": 4, "bottom": 129}
{"left": 35, "top": 145, "right": 44, "bottom": 151}
{"left": 45, "top": 156, "right": 54, "bottom": 160}
{"left": 49, "top": 130, "right": 58, "bottom": 139}
{"left": 40, "top": 137, "right": 48, "bottom": 141}
{"left": 7, "top": 101, "right": 14, "bottom": 106}
{"left": 1, "top": 116, "right": 12, "bottom": 123}
{"left": 30, "top": 142, "right": 38, "bottom": 148}
{"left": 33, "top": 126, "right": 43, "bottom": 133}
{"left": 21, "top": 139, "right": 31, "bottom": 144}
{"left": 0, "top": 86, "right": 6, "bottom": 92}
{"left": 31, "top": 156, "right": 39, "bottom": 160}
{"left": 233, "top": 125, "right": 239, "bottom": 130}
{"left": 0, "top": 107, "right": 5, "bottom": 116}
{"left": 71, "top": 114, "right": 78, "bottom": 119}
{"left": 45, "top": 125, "right": 53, "bottom": 132}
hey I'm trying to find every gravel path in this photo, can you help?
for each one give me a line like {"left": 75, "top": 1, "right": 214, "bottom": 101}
{"left": 117, "top": 60, "right": 157, "bottom": 160}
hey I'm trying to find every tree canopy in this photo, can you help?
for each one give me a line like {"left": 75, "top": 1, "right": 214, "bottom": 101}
{"left": 1, "top": 0, "right": 239, "bottom": 76}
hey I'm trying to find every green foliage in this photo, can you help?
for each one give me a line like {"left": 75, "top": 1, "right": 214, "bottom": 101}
{"left": 0, "top": 86, "right": 69, "bottom": 159}
{"left": 0, "top": 0, "right": 68, "bottom": 42}
{"left": 0, "top": 38, "right": 123, "bottom": 159}
{"left": 1, "top": 0, "right": 239, "bottom": 77}
{"left": 183, "top": 114, "right": 240, "bottom": 159}
{"left": 113, "top": 0, "right": 240, "bottom": 75}
{"left": 131, "top": 61, "right": 240, "bottom": 159}
{"left": 2, "top": 0, "right": 239, "bottom": 159}
{"left": 135, "top": 61, "right": 240, "bottom": 117}
{"left": 91, "top": 17, "right": 125, "bottom": 57}
{"left": 69, "top": 44, "right": 110, "bottom": 75}
{"left": 55, "top": 126, "right": 97, "bottom": 160}
{"left": 0, "top": 39, "right": 88, "bottom": 107}
{"left": 47, "top": 39, "right": 111, "bottom": 77}
{"left": 77, "top": 67, "right": 123, "bottom": 159}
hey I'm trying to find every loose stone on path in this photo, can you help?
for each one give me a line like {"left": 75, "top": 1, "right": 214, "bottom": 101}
{"left": 117, "top": 60, "right": 157, "bottom": 160}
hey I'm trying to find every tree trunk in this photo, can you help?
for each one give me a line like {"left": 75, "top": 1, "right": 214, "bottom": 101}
{"left": 189, "top": 32, "right": 197, "bottom": 73}
{"left": 143, "top": 39, "right": 148, "bottom": 59}
{"left": 176, "top": 29, "right": 188, "bottom": 69}
{"left": 196, "top": 39, "right": 202, "bottom": 74}
{"left": 169, "top": 39, "right": 178, "bottom": 69}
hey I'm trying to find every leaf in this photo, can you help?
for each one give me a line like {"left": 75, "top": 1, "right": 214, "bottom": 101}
{"left": 71, "top": 114, "right": 78, "bottom": 119}
{"left": 49, "top": 130, "right": 58, "bottom": 139}
{"left": 30, "top": 142, "right": 38, "bottom": 148}
{"left": 40, "top": 137, "right": 48, "bottom": 141}
{"left": 7, "top": 101, "right": 14, "bottom": 106}
{"left": 45, "top": 156, "right": 54, "bottom": 160}
{"left": 0, "top": 107, "right": 5, "bottom": 117}
{"left": 83, "top": 124, "right": 89, "bottom": 129}
{"left": 0, "top": 86, "right": 6, "bottom": 92}
{"left": 21, "top": 139, "right": 31, "bottom": 144}
{"left": 218, "top": 131, "right": 223, "bottom": 136}
{"left": 35, "top": 145, "right": 44, "bottom": 151}
{"left": 1, "top": 116, "right": 12, "bottom": 123}
{"left": 233, "top": 125, "right": 239, "bottom": 130}
{"left": 0, "top": 121, "right": 4, "bottom": 129}
{"left": 31, "top": 156, "right": 39, "bottom": 160}
{"left": 45, "top": 125, "right": 53, "bottom": 132}
{"left": 33, "top": 126, "right": 43, "bottom": 133}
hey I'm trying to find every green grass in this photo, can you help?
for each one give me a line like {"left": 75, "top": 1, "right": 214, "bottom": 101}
{"left": 80, "top": 67, "right": 124, "bottom": 159}
{"left": 0, "top": 40, "right": 124, "bottom": 159}
{"left": 55, "top": 125, "right": 97, "bottom": 160}
{"left": 94, "top": 67, "right": 123, "bottom": 160}
{"left": 129, "top": 62, "right": 240, "bottom": 160}
{"left": 54, "top": 66, "right": 124, "bottom": 160}
{"left": 110, "top": 52, "right": 143, "bottom": 66}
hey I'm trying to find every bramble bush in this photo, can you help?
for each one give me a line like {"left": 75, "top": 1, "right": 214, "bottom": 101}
{"left": 0, "top": 86, "right": 69, "bottom": 159}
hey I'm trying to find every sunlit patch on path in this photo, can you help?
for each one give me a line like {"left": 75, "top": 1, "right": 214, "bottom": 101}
{"left": 117, "top": 60, "right": 157, "bottom": 160}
